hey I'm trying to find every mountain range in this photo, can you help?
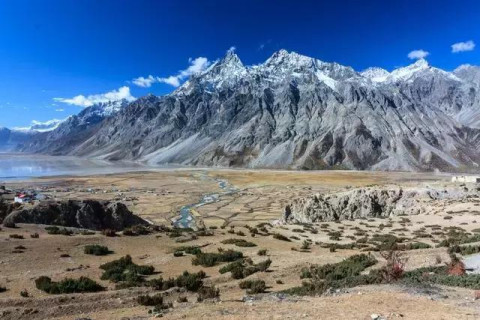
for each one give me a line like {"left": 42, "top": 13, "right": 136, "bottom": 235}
{"left": 2, "top": 49, "right": 480, "bottom": 171}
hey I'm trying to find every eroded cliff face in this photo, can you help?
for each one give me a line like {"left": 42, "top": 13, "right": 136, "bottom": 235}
{"left": 2, "top": 200, "right": 148, "bottom": 231}
{"left": 283, "top": 184, "right": 480, "bottom": 223}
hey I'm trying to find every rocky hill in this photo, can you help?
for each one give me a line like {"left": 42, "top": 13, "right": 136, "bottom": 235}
{"left": 6, "top": 50, "right": 480, "bottom": 171}
{"left": 2, "top": 199, "right": 148, "bottom": 231}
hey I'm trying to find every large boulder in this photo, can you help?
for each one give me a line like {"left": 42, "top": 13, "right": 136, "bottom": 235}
{"left": 2, "top": 200, "right": 148, "bottom": 231}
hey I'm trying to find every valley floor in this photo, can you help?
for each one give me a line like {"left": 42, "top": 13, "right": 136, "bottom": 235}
{"left": 1, "top": 169, "right": 480, "bottom": 319}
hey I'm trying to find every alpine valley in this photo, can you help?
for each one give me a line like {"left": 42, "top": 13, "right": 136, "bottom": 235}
{"left": 3, "top": 49, "right": 480, "bottom": 172}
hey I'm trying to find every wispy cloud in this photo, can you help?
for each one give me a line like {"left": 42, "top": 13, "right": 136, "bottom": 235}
{"left": 408, "top": 49, "right": 429, "bottom": 60}
{"left": 132, "top": 57, "right": 210, "bottom": 88}
{"left": 54, "top": 86, "right": 135, "bottom": 107}
{"left": 55, "top": 108, "right": 64, "bottom": 112}
{"left": 132, "top": 75, "right": 156, "bottom": 88}
{"left": 452, "top": 40, "right": 475, "bottom": 53}
{"left": 13, "top": 118, "right": 64, "bottom": 132}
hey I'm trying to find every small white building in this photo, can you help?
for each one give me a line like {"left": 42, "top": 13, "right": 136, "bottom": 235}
{"left": 451, "top": 175, "right": 480, "bottom": 183}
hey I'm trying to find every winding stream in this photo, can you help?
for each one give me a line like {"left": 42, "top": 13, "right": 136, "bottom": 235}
{"left": 173, "top": 172, "right": 238, "bottom": 229}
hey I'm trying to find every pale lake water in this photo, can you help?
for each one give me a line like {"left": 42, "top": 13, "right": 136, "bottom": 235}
{"left": 0, "top": 153, "right": 154, "bottom": 181}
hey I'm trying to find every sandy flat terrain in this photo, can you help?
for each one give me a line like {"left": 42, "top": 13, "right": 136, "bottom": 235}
{"left": 1, "top": 169, "right": 480, "bottom": 319}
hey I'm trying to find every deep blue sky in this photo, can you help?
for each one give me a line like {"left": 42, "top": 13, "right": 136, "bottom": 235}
{"left": 0, "top": 0, "right": 479, "bottom": 128}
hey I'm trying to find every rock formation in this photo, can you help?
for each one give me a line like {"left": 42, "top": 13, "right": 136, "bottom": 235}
{"left": 2, "top": 200, "right": 148, "bottom": 231}
{"left": 283, "top": 185, "right": 479, "bottom": 223}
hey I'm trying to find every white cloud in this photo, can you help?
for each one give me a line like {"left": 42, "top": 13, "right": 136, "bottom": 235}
{"left": 451, "top": 40, "right": 475, "bottom": 53}
{"left": 54, "top": 86, "right": 135, "bottom": 107}
{"left": 408, "top": 49, "right": 430, "bottom": 60}
{"left": 13, "top": 118, "right": 65, "bottom": 132}
{"left": 157, "top": 76, "right": 181, "bottom": 87}
{"left": 132, "top": 57, "right": 210, "bottom": 88}
{"left": 132, "top": 75, "right": 156, "bottom": 88}
{"left": 55, "top": 108, "right": 64, "bottom": 112}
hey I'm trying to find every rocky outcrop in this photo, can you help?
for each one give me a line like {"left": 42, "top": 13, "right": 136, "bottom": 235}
{"left": 283, "top": 185, "right": 479, "bottom": 223}
{"left": 2, "top": 200, "right": 148, "bottom": 231}
{"left": 0, "top": 199, "right": 20, "bottom": 224}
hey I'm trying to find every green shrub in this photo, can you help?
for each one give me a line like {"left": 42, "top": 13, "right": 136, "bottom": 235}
{"left": 257, "top": 249, "right": 267, "bottom": 256}
{"left": 174, "top": 271, "right": 206, "bottom": 292}
{"left": 448, "top": 244, "right": 480, "bottom": 256}
{"left": 273, "top": 233, "right": 291, "bottom": 242}
{"left": 221, "top": 238, "right": 257, "bottom": 247}
{"left": 176, "top": 246, "right": 202, "bottom": 255}
{"left": 9, "top": 234, "right": 24, "bottom": 239}
{"left": 45, "top": 226, "right": 73, "bottom": 236}
{"left": 219, "top": 259, "right": 271, "bottom": 279}
{"left": 137, "top": 293, "right": 165, "bottom": 306}
{"left": 301, "top": 254, "right": 377, "bottom": 281}
{"left": 192, "top": 249, "right": 243, "bottom": 267}
{"left": 84, "top": 245, "right": 112, "bottom": 256}
{"left": 285, "top": 271, "right": 383, "bottom": 296}
{"left": 123, "top": 225, "right": 150, "bottom": 236}
{"left": 173, "top": 251, "right": 184, "bottom": 257}
{"left": 35, "top": 276, "right": 103, "bottom": 294}
{"left": 137, "top": 293, "right": 172, "bottom": 310}
{"left": 402, "top": 266, "right": 480, "bottom": 289}
{"left": 301, "top": 240, "right": 311, "bottom": 250}
{"left": 30, "top": 233, "right": 39, "bottom": 239}
{"left": 239, "top": 279, "right": 266, "bottom": 294}
{"left": 145, "top": 270, "right": 206, "bottom": 292}
{"left": 197, "top": 286, "right": 220, "bottom": 301}
{"left": 100, "top": 255, "right": 155, "bottom": 286}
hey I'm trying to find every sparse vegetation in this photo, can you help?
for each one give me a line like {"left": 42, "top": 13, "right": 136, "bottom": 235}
{"left": 300, "top": 254, "right": 377, "bottom": 281}
{"left": 84, "top": 244, "right": 112, "bottom": 256}
{"left": 448, "top": 244, "right": 480, "bottom": 256}
{"left": 45, "top": 226, "right": 73, "bottom": 236}
{"left": 137, "top": 293, "right": 172, "bottom": 311}
{"left": 9, "top": 234, "right": 24, "bottom": 239}
{"left": 257, "top": 249, "right": 267, "bottom": 256}
{"left": 197, "top": 285, "right": 220, "bottom": 301}
{"left": 219, "top": 258, "right": 271, "bottom": 279}
{"left": 100, "top": 255, "right": 155, "bottom": 287}
{"left": 221, "top": 238, "right": 257, "bottom": 247}
{"left": 123, "top": 225, "right": 151, "bottom": 236}
{"left": 35, "top": 276, "right": 103, "bottom": 294}
{"left": 239, "top": 279, "right": 266, "bottom": 294}
{"left": 148, "top": 270, "right": 206, "bottom": 292}
{"left": 192, "top": 249, "right": 243, "bottom": 267}
{"left": 273, "top": 233, "right": 291, "bottom": 242}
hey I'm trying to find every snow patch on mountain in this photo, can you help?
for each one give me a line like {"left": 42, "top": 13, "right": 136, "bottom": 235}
{"left": 13, "top": 119, "right": 65, "bottom": 133}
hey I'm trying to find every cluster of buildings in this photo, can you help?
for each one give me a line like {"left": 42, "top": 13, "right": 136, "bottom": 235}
{"left": 0, "top": 186, "right": 48, "bottom": 204}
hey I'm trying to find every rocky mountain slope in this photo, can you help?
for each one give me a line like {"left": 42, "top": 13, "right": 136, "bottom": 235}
{"left": 7, "top": 50, "right": 480, "bottom": 171}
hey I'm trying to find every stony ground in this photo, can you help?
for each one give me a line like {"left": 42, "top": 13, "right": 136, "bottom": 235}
{"left": 1, "top": 169, "right": 480, "bottom": 319}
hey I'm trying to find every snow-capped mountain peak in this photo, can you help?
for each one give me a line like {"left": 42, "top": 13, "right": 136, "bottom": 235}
{"left": 361, "top": 67, "right": 390, "bottom": 82}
